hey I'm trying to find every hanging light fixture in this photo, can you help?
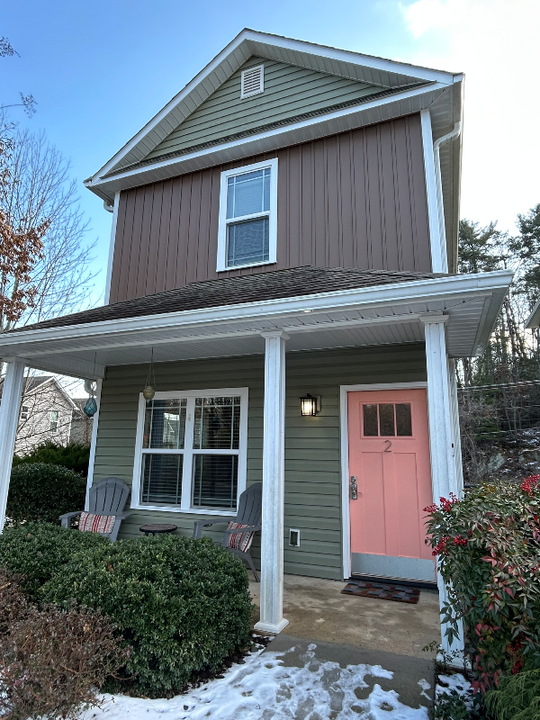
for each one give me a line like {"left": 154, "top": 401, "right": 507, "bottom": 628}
{"left": 300, "top": 393, "right": 319, "bottom": 416}
{"left": 143, "top": 348, "right": 156, "bottom": 400}
{"left": 83, "top": 354, "right": 98, "bottom": 418}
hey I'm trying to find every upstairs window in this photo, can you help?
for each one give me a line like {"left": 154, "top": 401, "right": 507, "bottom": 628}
{"left": 49, "top": 410, "right": 59, "bottom": 432}
{"left": 217, "top": 159, "right": 278, "bottom": 271}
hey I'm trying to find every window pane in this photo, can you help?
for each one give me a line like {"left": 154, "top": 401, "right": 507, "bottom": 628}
{"left": 144, "top": 399, "right": 186, "bottom": 449}
{"left": 363, "top": 404, "right": 378, "bottom": 436}
{"left": 379, "top": 404, "right": 395, "bottom": 436}
{"left": 194, "top": 396, "right": 241, "bottom": 449}
{"left": 227, "top": 218, "right": 269, "bottom": 266}
{"left": 141, "top": 454, "right": 183, "bottom": 505}
{"left": 192, "top": 455, "right": 238, "bottom": 510}
{"left": 396, "top": 403, "right": 413, "bottom": 436}
{"left": 226, "top": 168, "right": 270, "bottom": 219}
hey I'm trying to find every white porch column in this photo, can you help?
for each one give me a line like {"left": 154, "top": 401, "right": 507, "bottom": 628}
{"left": 421, "top": 316, "right": 464, "bottom": 655}
{"left": 0, "top": 360, "right": 26, "bottom": 532}
{"left": 255, "top": 330, "right": 289, "bottom": 634}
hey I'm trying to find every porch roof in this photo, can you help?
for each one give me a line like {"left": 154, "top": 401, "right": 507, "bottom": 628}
{"left": 0, "top": 268, "right": 512, "bottom": 381}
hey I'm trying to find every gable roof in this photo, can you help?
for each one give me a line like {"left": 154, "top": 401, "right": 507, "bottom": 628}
{"left": 0, "top": 375, "right": 77, "bottom": 409}
{"left": 84, "top": 30, "right": 462, "bottom": 213}
{"left": 9, "top": 266, "right": 442, "bottom": 333}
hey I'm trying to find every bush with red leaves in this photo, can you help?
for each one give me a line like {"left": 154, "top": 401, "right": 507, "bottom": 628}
{"left": 0, "top": 569, "right": 127, "bottom": 720}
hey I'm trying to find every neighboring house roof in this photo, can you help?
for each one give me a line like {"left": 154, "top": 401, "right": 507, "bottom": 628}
{"left": 9, "top": 266, "right": 442, "bottom": 332}
{"left": 83, "top": 30, "right": 463, "bottom": 268}
{"left": 0, "top": 375, "right": 77, "bottom": 410}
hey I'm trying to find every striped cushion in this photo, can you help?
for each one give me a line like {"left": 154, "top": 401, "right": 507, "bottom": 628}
{"left": 226, "top": 522, "right": 255, "bottom": 553}
{"left": 78, "top": 512, "right": 116, "bottom": 535}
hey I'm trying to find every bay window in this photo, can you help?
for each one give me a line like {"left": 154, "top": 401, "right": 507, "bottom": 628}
{"left": 133, "top": 388, "right": 248, "bottom": 515}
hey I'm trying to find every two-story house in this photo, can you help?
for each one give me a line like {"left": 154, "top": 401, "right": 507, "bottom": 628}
{"left": 0, "top": 30, "right": 512, "bottom": 645}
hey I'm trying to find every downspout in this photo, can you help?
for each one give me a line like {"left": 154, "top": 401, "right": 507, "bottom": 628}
{"left": 433, "top": 121, "right": 462, "bottom": 274}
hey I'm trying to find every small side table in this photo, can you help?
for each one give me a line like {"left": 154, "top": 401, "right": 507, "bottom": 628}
{"left": 139, "top": 523, "right": 177, "bottom": 536}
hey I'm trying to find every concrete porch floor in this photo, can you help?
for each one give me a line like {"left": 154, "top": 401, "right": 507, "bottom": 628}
{"left": 249, "top": 574, "right": 441, "bottom": 659}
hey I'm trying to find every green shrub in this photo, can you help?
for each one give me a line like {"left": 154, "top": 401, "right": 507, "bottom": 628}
{"left": 12, "top": 441, "right": 91, "bottom": 476}
{"left": 0, "top": 522, "right": 107, "bottom": 600}
{"left": 6, "top": 463, "right": 87, "bottom": 524}
{"left": 485, "top": 668, "right": 540, "bottom": 720}
{"left": 0, "top": 568, "right": 126, "bottom": 720}
{"left": 425, "top": 475, "right": 540, "bottom": 692}
{"left": 41, "top": 534, "right": 253, "bottom": 697}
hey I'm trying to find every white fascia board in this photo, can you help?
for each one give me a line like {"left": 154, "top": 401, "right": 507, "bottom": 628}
{"left": 86, "top": 31, "right": 251, "bottom": 183}
{"left": 526, "top": 300, "right": 540, "bottom": 329}
{"left": 86, "top": 30, "right": 460, "bottom": 186}
{"left": 245, "top": 30, "right": 460, "bottom": 85}
{"left": 0, "top": 271, "right": 513, "bottom": 353}
{"left": 88, "top": 82, "right": 447, "bottom": 192}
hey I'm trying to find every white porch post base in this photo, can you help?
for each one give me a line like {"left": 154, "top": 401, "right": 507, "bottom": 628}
{"left": 421, "top": 316, "right": 465, "bottom": 655}
{"left": 0, "top": 360, "right": 26, "bottom": 532}
{"left": 254, "top": 618, "right": 290, "bottom": 635}
{"left": 254, "top": 331, "right": 289, "bottom": 635}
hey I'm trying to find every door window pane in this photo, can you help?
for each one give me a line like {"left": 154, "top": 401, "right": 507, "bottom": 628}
{"left": 379, "top": 404, "right": 395, "bottom": 436}
{"left": 396, "top": 403, "right": 413, "bottom": 436}
{"left": 192, "top": 455, "right": 238, "bottom": 510}
{"left": 226, "top": 168, "right": 270, "bottom": 219}
{"left": 194, "top": 396, "right": 241, "bottom": 449}
{"left": 143, "top": 399, "right": 186, "bottom": 449}
{"left": 141, "top": 454, "right": 183, "bottom": 505}
{"left": 227, "top": 218, "right": 269, "bottom": 266}
{"left": 363, "top": 404, "right": 378, "bottom": 436}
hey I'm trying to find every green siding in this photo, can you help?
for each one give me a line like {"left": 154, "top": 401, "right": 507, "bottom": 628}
{"left": 145, "top": 58, "right": 387, "bottom": 161}
{"left": 93, "top": 344, "right": 427, "bottom": 580}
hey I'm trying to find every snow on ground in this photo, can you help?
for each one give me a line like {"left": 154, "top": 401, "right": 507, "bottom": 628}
{"left": 82, "top": 643, "right": 430, "bottom": 720}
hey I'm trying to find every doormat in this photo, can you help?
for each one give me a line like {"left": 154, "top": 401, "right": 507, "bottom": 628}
{"left": 341, "top": 579, "right": 420, "bottom": 604}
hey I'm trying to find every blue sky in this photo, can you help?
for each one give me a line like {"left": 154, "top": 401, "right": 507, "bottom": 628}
{"left": 2, "top": 0, "right": 538, "bottom": 304}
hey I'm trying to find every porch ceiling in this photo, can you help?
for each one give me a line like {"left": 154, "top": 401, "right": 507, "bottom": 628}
{"left": 0, "top": 271, "right": 512, "bottom": 380}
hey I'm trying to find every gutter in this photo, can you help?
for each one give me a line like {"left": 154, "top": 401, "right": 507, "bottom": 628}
{"left": 0, "top": 270, "right": 513, "bottom": 349}
{"left": 433, "top": 120, "right": 462, "bottom": 273}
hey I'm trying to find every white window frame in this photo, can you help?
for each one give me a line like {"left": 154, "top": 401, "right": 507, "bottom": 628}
{"left": 132, "top": 387, "right": 249, "bottom": 516}
{"left": 217, "top": 158, "right": 278, "bottom": 272}
{"left": 49, "top": 410, "right": 59, "bottom": 432}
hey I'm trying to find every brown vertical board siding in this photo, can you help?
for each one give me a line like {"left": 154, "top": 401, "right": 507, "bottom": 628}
{"left": 109, "top": 114, "right": 431, "bottom": 302}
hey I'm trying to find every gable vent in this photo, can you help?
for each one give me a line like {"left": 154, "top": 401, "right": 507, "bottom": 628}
{"left": 241, "top": 65, "right": 264, "bottom": 99}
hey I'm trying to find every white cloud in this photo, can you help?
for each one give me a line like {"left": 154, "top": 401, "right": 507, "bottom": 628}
{"left": 401, "top": 0, "right": 540, "bottom": 231}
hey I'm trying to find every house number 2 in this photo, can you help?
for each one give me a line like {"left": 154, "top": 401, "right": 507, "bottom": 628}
{"left": 384, "top": 440, "right": 392, "bottom": 452}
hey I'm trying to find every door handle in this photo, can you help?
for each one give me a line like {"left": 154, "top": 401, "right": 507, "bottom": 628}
{"left": 350, "top": 476, "right": 359, "bottom": 500}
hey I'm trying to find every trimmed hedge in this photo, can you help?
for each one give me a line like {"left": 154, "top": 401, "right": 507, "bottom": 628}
{"left": 6, "top": 463, "right": 87, "bottom": 525}
{"left": 40, "top": 534, "right": 253, "bottom": 697}
{"left": 0, "top": 523, "right": 107, "bottom": 599}
{"left": 12, "top": 441, "right": 90, "bottom": 476}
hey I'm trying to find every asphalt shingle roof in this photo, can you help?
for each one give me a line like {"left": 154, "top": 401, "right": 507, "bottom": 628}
{"left": 9, "top": 265, "right": 443, "bottom": 333}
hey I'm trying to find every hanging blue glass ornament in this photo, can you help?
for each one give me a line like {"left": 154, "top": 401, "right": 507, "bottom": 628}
{"left": 84, "top": 396, "right": 98, "bottom": 417}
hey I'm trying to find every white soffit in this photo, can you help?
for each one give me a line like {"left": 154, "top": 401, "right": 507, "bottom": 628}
{"left": 0, "top": 272, "right": 511, "bottom": 379}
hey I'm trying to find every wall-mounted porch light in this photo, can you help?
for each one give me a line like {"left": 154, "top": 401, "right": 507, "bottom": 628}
{"left": 300, "top": 393, "right": 319, "bottom": 416}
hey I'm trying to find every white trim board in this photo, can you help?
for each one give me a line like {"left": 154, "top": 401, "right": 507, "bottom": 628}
{"left": 339, "top": 381, "right": 427, "bottom": 580}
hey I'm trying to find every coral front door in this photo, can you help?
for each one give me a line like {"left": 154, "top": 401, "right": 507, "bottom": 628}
{"left": 347, "top": 389, "right": 435, "bottom": 582}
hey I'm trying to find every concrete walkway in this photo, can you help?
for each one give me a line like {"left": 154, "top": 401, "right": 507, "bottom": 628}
{"left": 268, "top": 634, "right": 434, "bottom": 717}
{"left": 250, "top": 574, "right": 440, "bottom": 717}
{"left": 250, "top": 574, "right": 441, "bottom": 658}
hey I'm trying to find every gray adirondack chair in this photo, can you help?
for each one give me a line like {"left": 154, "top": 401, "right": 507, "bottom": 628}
{"left": 193, "top": 482, "right": 262, "bottom": 581}
{"left": 60, "top": 477, "right": 132, "bottom": 541}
